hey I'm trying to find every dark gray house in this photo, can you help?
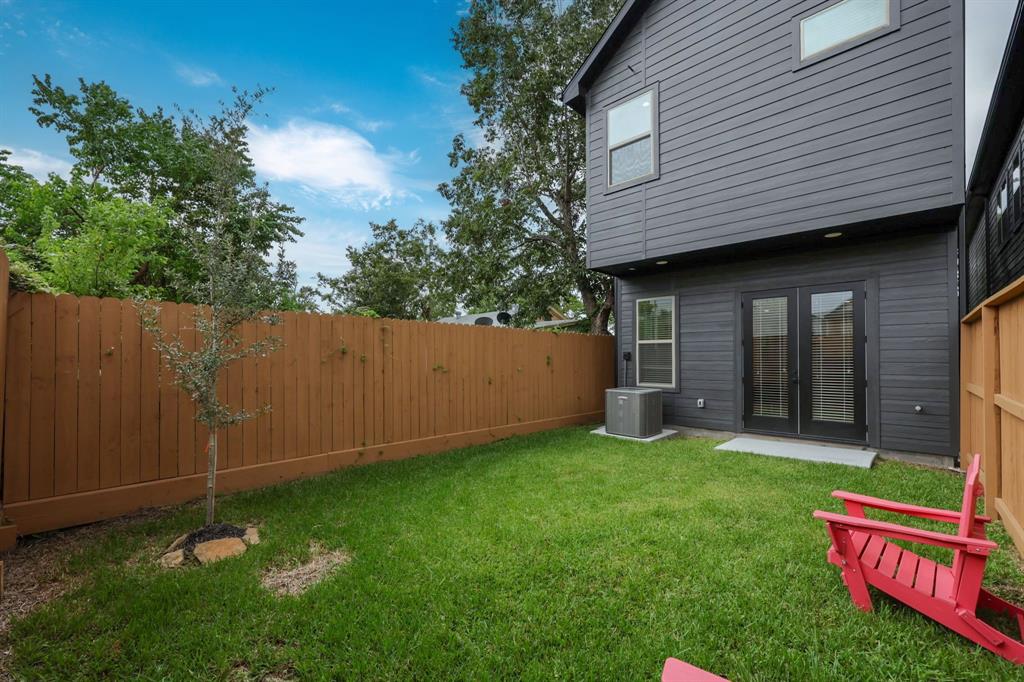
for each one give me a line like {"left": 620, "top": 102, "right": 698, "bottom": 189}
{"left": 563, "top": 0, "right": 965, "bottom": 458}
{"left": 964, "top": 1, "right": 1024, "bottom": 312}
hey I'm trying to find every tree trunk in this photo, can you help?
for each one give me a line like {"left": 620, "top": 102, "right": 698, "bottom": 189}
{"left": 206, "top": 431, "right": 218, "bottom": 526}
{"left": 590, "top": 298, "right": 613, "bottom": 335}
{"left": 587, "top": 279, "right": 615, "bottom": 335}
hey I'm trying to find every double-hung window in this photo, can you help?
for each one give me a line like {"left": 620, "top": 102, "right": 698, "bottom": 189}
{"left": 796, "top": 0, "right": 897, "bottom": 65}
{"left": 636, "top": 296, "right": 676, "bottom": 389}
{"left": 607, "top": 89, "right": 657, "bottom": 188}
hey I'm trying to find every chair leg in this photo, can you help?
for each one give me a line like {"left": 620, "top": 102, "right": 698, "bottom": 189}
{"left": 828, "top": 526, "right": 872, "bottom": 612}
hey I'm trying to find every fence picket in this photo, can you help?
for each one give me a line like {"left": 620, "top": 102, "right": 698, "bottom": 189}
{"left": 54, "top": 295, "right": 79, "bottom": 495}
{"left": 119, "top": 300, "right": 141, "bottom": 485}
{"left": 29, "top": 294, "right": 55, "bottom": 499}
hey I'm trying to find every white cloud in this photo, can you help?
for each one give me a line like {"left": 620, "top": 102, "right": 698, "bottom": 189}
{"left": 2, "top": 146, "right": 72, "bottom": 180}
{"left": 356, "top": 118, "right": 389, "bottom": 133}
{"left": 42, "top": 20, "right": 96, "bottom": 56}
{"left": 175, "top": 63, "right": 222, "bottom": 87}
{"left": 410, "top": 67, "right": 462, "bottom": 92}
{"left": 326, "top": 101, "right": 390, "bottom": 133}
{"left": 246, "top": 118, "right": 406, "bottom": 209}
{"left": 965, "top": 1, "right": 1017, "bottom": 173}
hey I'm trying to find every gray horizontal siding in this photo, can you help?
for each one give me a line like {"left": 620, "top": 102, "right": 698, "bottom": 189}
{"left": 586, "top": 0, "right": 963, "bottom": 269}
{"left": 616, "top": 230, "right": 956, "bottom": 456}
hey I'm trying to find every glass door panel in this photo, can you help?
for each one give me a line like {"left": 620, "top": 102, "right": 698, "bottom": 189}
{"left": 742, "top": 289, "right": 797, "bottom": 434}
{"left": 799, "top": 283, "right": 865, "bottom": 440}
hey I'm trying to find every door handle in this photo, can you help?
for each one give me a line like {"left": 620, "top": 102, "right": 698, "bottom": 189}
{"left": 790, "top": 372, "right": 800, "bottom": 385}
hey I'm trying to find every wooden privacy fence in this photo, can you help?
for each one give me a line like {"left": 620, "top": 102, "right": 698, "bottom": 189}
{"left": 0, "top": 277, "right": 614, "bottom": 540}
{"left": 961, "top": 273, "right": 1024, "bottom": 554}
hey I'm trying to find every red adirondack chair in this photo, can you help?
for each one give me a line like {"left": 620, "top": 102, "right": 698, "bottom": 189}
{"left": 661, "top": 657, "right": 727, "bottom": 681}
{"left": 814, "top": 454, "right": 1024, "bottom": 664}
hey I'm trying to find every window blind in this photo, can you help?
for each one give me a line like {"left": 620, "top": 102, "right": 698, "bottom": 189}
{"left": 636, "top": 296, "right": 675, "bottom": 388}
{"left": 751, "top": 296, "right": 789, "bottom": 418}
{"left": 801, "top": 0, "right": 889, "bottom": 60}
{"left": 810, "top": 291, "right": 855, "bottom": 424}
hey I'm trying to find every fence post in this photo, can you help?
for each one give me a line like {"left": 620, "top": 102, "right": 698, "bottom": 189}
{"left": 982, "top": 304, "right": 1001, "bottom": 519}
{"left": 0, "top": 250, "right": 12, "bottom": 554}
{"left": 959, "top": 322, "right": 968, "bottom": 466}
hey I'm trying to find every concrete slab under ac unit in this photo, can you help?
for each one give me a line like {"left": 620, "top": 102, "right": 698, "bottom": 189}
{"left": 590, "top": 426, "right": 678, "bottom": 443}
{"left": 715, "top": 436, "right": 877, "bottom": 469}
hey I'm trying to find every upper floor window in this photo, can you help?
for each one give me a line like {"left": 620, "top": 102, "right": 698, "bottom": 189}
{"left": 636, "top": 295, "right": 676, "bottom": 389}
{"left": 797, "top": 0, "right": 896, "bottom": 64}
{"left": 1012, "top": 155, "right": 1021, "bottom": 200}
{"left": 1011, "top": 154, "right": 1022, "bottom": 233}
{"left": 607, "top": 89, "right": 657, "bottom": 189}
{"left": 997, "top": 181, "right": 1008, "bottom": 218}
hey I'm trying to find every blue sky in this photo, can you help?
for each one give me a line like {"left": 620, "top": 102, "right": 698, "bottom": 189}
{"left": 0, "top": 0, "right": 1019, "bottom": 288}
{"left": 0, "top": 0, "right": 477, "bottom": 287}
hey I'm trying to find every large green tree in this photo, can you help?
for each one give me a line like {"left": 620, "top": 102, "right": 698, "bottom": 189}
{"left": 2, "top": 76, "right": 305, "bottom": 303}
{"left": 316, "top": 219, "right": 456, "bottom": 320}
{"left": 440, "top": 0, "right": 620, "bottom": 334}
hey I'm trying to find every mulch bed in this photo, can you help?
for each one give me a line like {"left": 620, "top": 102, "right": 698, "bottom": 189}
{"left": 178, "top": 523, "right": 245, "bottom": 556}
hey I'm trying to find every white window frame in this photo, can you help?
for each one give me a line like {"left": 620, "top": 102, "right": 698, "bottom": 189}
{"left": 605, "top": 86, "right": 659, "bottom": 192}
{"left": 792, "top": 0, "right": 900, "bottom": 69}
{"left": 635, "top": 295, "right": 677, "bottom": 390}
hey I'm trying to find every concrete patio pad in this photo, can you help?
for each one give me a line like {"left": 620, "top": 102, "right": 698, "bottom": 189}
{"left": 715, "top": 436, "right": 876, "bottom": 468}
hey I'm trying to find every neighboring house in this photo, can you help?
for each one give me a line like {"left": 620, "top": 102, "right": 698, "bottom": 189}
{"left": 438, "top": 306, "right": 581, "bottom": 330}
{"left": 563, "top": 0, "right": 966, "bottom": 458}
{"left": 964, "top": 1, "right": 1024, "bottom": 312}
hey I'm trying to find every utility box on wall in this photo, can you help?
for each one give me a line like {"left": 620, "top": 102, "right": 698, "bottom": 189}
{"left": 605, "top": 388, "right": 662, "bottom": 438}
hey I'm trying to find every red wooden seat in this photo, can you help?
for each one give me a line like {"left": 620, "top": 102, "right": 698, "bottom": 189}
{"left": 814, "top": 455, "right": 1024, "bottom": 664}
{"left": 661, "top": 657, "right": 727, "bottom": 681}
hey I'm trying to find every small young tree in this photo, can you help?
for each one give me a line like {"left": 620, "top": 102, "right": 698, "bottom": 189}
{"left": 137, "top": 89, "right": 282, "bottom": 525}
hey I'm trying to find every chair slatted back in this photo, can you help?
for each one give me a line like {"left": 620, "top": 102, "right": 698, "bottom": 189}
{"left": 952, "top": 454, "right": 984, "bottom": 585}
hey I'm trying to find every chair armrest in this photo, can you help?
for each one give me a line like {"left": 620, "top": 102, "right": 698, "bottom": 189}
{"left": 832, "top": 490, "right": 992, "bottom": 525}
{"left": 813, "top": 511, "right": 998, "bottom": 555}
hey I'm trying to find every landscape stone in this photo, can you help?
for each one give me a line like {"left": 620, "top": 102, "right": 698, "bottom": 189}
{"left": 193, "top": 537, "right": 247, "bottom": 564}
{"left": 160, "top": 549, "right": 185, "bottom": 568}
{"left": 165, "top": 533, "right": 189, "bottom": 553}
{"left": 243, "top": 527, "right": 260, "bottom": 545}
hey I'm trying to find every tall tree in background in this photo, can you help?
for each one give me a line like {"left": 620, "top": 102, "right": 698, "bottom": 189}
{"left": 440, "top": 0, "right": 620, "bottom": 334}
{"left": 316, "top": 219, "right": 456, "bottom": 320}
{"left": 1, "top": 77, "right": 305, "bottom": 305}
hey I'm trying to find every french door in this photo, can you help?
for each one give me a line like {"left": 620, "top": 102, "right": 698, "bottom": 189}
{"left": 742, "top": 282, "right": 865, "bottom": 441}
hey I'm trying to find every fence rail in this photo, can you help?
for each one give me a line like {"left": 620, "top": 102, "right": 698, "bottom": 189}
{"left": 0, "top": 277, "right": 614, "bottom": 539}
{"left": 961, "top": 273, "right": 1024, "bottom": 553}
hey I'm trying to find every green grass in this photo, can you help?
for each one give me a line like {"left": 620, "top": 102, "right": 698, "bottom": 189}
{"left": 8, "top": 428, "right": 1024, "bottom": 680}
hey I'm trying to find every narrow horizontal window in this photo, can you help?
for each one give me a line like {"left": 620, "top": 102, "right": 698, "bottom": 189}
{"left": 800, "top": 0, "right": 891, "bottom": 61}
{"left": 607, "top": 90, "right": 655, "bottom": 188}
{"left": 636, "top": 296, "right": 675, "bottom": 389}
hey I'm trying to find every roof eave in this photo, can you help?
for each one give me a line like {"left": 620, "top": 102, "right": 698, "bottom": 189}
{"left": 559, "top": 0, "right": 650, "bottom": 115}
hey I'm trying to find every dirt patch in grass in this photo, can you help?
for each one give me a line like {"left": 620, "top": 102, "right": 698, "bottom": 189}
{"left": 0, "top": 507, "right": 175, "bottom": 637}
{"left": 261, "top": 542, "right": 351, "bottom": 597}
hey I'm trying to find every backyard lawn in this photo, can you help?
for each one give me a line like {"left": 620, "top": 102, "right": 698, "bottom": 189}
{"left": 6, "top": 428, "right": 1024, "bottom": 680}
